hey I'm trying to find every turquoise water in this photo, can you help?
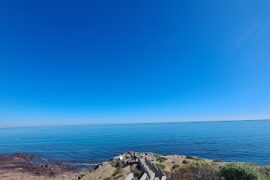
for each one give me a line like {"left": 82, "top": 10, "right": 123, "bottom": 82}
{"left": 0, "top": 120, "right": 269, "bottom": 166}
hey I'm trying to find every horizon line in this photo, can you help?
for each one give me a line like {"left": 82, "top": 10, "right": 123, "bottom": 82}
{"left": 0, "top": 118, "right": 269, "bottom": 129}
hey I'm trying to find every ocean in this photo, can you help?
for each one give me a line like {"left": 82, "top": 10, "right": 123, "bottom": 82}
{"left": 0, "top": 120, "right": 269, "bottom": 167}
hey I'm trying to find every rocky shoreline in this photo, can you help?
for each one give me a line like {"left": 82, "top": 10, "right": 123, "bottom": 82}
{"left": 0, "top": 153, "right": 72, "bottom": 175}
{"left": 0, "top": 153, "right": 84, "bottom": 180}
{"left": 0, "top": 152, "right": 269, "bottom": 180}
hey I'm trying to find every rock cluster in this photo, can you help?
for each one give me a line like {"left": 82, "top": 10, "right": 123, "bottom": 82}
{"left": 0, "top": 153, "right": 73, "bottom": 176}
{"left": 92, "top": 152, "right": 167, "bottom": 180}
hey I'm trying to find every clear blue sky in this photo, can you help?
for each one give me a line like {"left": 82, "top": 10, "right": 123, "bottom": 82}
{"left": 0, "top": 0, "right": 270, "bottom": 127}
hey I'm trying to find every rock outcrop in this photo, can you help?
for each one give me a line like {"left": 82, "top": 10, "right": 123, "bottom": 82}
{"left": 0, "top": 153, "right": 74, "bottom": 176}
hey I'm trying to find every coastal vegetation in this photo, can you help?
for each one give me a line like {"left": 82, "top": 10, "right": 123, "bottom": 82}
{"left": 221, "top": 163, "right": 267, "bottom": 180}
{"left": 81, "top": 152, "right": 270, "bottom": 180}
{"left": 170, "top": 161, "right": 270, "bottom": 180}
{"left": 171, "top": 160, "right": 220, "bottom": 180}
{"left": 156, "top": 156, "right": 168, "bottom": 163}
{"left": 1, "top": 152, "right": 269, "bottom": 180}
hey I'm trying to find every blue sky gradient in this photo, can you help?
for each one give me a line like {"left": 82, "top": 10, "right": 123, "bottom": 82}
{"left": 0, "top": 0, "right": 270, "bottom": 127}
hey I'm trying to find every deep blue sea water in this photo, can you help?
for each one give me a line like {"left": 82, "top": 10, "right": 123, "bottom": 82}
{"left": 0, "top": 120, "right": 269, "bottom": 166}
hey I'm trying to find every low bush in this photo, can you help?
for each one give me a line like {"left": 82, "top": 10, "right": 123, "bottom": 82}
{"left": 221, "top": 163, "right": 266, "bottom": 180}
{"left": 171, "top": 160, "right": 221, "bottom": 180}
{"left": 156, "top": 156, "right": 167, "bottom": 163}
{"left": 182, "top": 160, "right": 189, "bottom": 164}
{"left": 172, "top": 164, "right": 180, "bottom": 170}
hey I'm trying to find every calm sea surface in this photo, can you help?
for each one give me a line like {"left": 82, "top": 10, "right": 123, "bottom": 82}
{"left": 0, "top": 120, "right": 269, "bottom": 166}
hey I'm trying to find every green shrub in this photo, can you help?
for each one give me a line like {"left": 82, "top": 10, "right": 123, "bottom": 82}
{"left": 221, "top": 163, "right": 266, "bottom": 180}
{"left": 182, "top": 159, "right": 189, "bottom": 164}
{"left": 172, "top": 164, "right": 180, "bottom": 170}
{"left": 156, "top": 156, "right": 167, "bottom": 163}
{"left": 171, "top": 160, "right": 221, "bottom": 180}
